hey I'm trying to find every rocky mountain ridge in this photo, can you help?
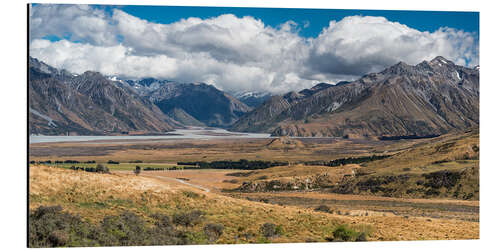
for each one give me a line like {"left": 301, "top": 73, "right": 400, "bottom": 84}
{"left": 231, "top": 56, "right": 479, "bottom": 138}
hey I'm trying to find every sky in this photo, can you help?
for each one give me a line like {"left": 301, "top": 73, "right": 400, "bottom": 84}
{"left": 29, "top": 4, "right": 479, "bottom": 94}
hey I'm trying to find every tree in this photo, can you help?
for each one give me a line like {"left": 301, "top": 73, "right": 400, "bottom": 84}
{"left": 96, "top": 164, "right": 109, "bottom": 173}
{"left": 134, "top": 166, "right": 141, "bottom": 176}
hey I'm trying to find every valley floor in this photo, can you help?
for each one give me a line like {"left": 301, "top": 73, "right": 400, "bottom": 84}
{"left": 28, "top": 130, "right": 480, "bottom": 246}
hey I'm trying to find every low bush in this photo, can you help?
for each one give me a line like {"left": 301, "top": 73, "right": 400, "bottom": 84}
{"left": 328, "top": 224, "right": 370, "bottom": 242}
{"left": 182, "top": 190, "right": 200, "bottom": 199}
{"left": 134, "top": 166, "right": 141, "bottom": 176}
{"left": 204, "top": 223, "right": 224, "bottom": 242}
{"left": 96, "top": 164, "right": 110, "bottom": 173}
{"left": 259, "top": 223, "right": 283, "bottom": 239}
{"left": 29, "top": 205, "right": 205, "bottom": 247}
{"left": 173, "top": 210, "right": 205, "bottom": 227}
{"left": 314, "top": 205, "right": 333, "bottom": 213}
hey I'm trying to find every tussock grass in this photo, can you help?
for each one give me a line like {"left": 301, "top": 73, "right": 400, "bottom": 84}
{"left": 29, "top": 165, "right": 347, "bottom": 243}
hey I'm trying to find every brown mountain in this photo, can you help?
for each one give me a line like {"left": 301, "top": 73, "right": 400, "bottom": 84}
{"left": 231, "top": 56, "right": 479, "bottom": 138}
{"left": 147, "top": 82, "right": 252, "bottom": 128}
{"left": 29, "top": 57, "right": 179, "bottom": 135}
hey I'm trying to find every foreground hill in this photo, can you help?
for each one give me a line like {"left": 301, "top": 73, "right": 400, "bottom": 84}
{"left": 29, "top": 57, "right": 178, "bottom": 135}
{"left": 29, "top": 165, "right": 478, "bottom": 247}
{"left": 232, "top": 56, "right": 479, "bottom": 138}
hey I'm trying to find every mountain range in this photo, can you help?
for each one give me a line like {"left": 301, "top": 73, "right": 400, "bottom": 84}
{"left": 29, "top": 56, "right": 479, "bottom": 139}
{"left": 231, "top": 56, "right": 479, "bottom": 138}
{"left": 28, "top": 57, "right": 251, "bottom": 135}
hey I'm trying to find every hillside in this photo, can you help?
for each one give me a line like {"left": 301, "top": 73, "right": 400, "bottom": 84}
{"left": 232, "top": 56, "right": 479, "bottom": 138}
{"left": 148, "top": 83, "right": 252, "bottom": 127}
{"left": 29, "top": 57, "right": 178, "bottom": 135}
{"left": 29, "top": 165, "right": 478, "bottom": 247}
{"left": 232, "top": 130, "right": 479, "bottom": 200}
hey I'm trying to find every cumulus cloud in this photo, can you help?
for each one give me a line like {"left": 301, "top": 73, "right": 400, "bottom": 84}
{"left": 29, "top": 5, "right": 479, "bottom": 94}
{"left": 305, "top": 16, "right": 479, "bottom": 80}
{"left": 29, "top": 4, "right": 117, "bottom": 45}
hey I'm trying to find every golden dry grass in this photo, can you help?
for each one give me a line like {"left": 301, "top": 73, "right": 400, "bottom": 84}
{"left": 29, "top": 165, "right": 479, "bottom": 243}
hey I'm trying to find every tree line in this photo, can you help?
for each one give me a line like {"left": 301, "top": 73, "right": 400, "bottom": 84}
{"left": 303, "top": 154, "right": 391, "bottom": 167}
{"left": 177, "top": 159, "right": 289, "bottom": 170}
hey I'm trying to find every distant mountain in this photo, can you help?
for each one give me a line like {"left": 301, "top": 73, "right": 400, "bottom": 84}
{"left": 146, "top": 83, "right": 252, "bottom": 128}
{"left": 165, "top": 108, "right": 205, "bottom": 127}
{"left": 231, "top": 56, "right": 479, "bottom": 138}
{"left": 29, "top": 57, "right": 179, "bottom": 135}
{"left": 119, "top": 78, "right": 175, "bottom": 96}
{"left": 234, "top": 91, "right": 273, "bottom": 108}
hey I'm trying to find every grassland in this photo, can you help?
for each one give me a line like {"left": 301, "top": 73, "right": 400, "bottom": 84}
{"left": 29, "top": 165, "right": 478, "bottom": 246}
{"left": 28, "top": 130, "right": 480, "bottom": 246}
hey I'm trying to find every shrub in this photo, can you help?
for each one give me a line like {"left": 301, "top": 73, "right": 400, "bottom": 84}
{"left": 330, "top": 224, "right": 369, "bottom": 242}
{"left": 259, "top": 223, "right": 283, "bottom": 238}
{"left": 173, "top": 210, "right": 205, "bottom": 227}
{"left": 99, "top": 211, "right": 150, "bottom": 246}
{"left": 29, "top": 206, "right": 199, "bottom": 247}
{"left": 182, "top": 190, "right": 200, "bottom": 199}
{"left": 96, "top": 164, "right": 109, "bottom": 173}
{"left": 134, "top": 166, "right": 141, "bottom": 176}
{"left": 29, "top": 205, "right": 99, "bottom": 247}
{"left": 203, "top": 223, "right": 224, "bottom": 242}
{"left": 314, "top": 205, "right": 332, "bottom": 213}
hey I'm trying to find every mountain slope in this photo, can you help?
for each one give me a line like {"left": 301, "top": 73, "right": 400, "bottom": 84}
{"left": 147, "top": 83, "right": 252, "bottom": 128}
{"left": 29, "top": 57, "right": 178, "bottom": 135}
{"left": 165, "top": 108, "right": 205, "bottom": 127}
{"left": 234, "top": 91, "right": 273, "bottom": 108}
{"left": 232, "top": 56, "right": 479, "bottom": 138}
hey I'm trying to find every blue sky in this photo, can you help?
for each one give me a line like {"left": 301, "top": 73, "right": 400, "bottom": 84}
{"left": 29, "top": 4, "right": 480, "bottom": 93}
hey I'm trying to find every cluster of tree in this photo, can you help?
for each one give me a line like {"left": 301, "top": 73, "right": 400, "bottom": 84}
{"left": 177, "top": 159, "right": 288, "bottom": 170}
{"left": 29, "top": 205, "right": 224, "bottom": 247}
{"left": 30, "top": 160, "right": 96, "bottom": 164}
{"left": 107, "top": 160, "right": 120, "bottom": 164}
{"left": 69, "top": 164, "right": 109, "bottom": 173}
{"left": 54, "top": 160, "right": 80, "bottom": 164}
{"left": 33, "top": 160, "right": 52, "bottom": 164}
{"left": 143, "top": 167, "right": 166, "bottom": 171}
{"left": 303, "top": 154, "right": 391, "bottom": 167}
{"left": 379, "top": 134, "right": 439, "bottom": 140}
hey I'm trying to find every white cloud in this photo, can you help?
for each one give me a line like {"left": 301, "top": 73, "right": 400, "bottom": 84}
{"left": 29, "top": 5, "right": 479, "bottom": 94}
{"left": 306, "top": 16, "right": 479, "bottom": 79}
{"left": 29, "top": 4, "right": 117, "bottom": 45}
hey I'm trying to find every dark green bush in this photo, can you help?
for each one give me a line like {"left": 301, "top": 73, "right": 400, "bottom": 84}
{"left": 330, "top": 224, "right": 367, "bottom": 242}
{"left": 173, "top": 210, "right": 205, "bottom": 227}
{"left": 28, "top": 205, "right": 100, "bottom": 247}
{"left": 182, "top": 190, "right": 200, "bottom": 199}
{"left": 29, "top": 206, "right": 199, "bottom": 247}
{"left": 314, "top": 205, "right": 332, "bottom": 213}
{"left": 96, "top": 164, "right": 109, "bottom": 173}
{"left": 259, "top": 223, "right": 283, "bottom": 238}
{"left": 134, "top": 166, "right": 141, "bottom": 176}
{"left": 204, "top": 223, "right": 224, "bottom": 242}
